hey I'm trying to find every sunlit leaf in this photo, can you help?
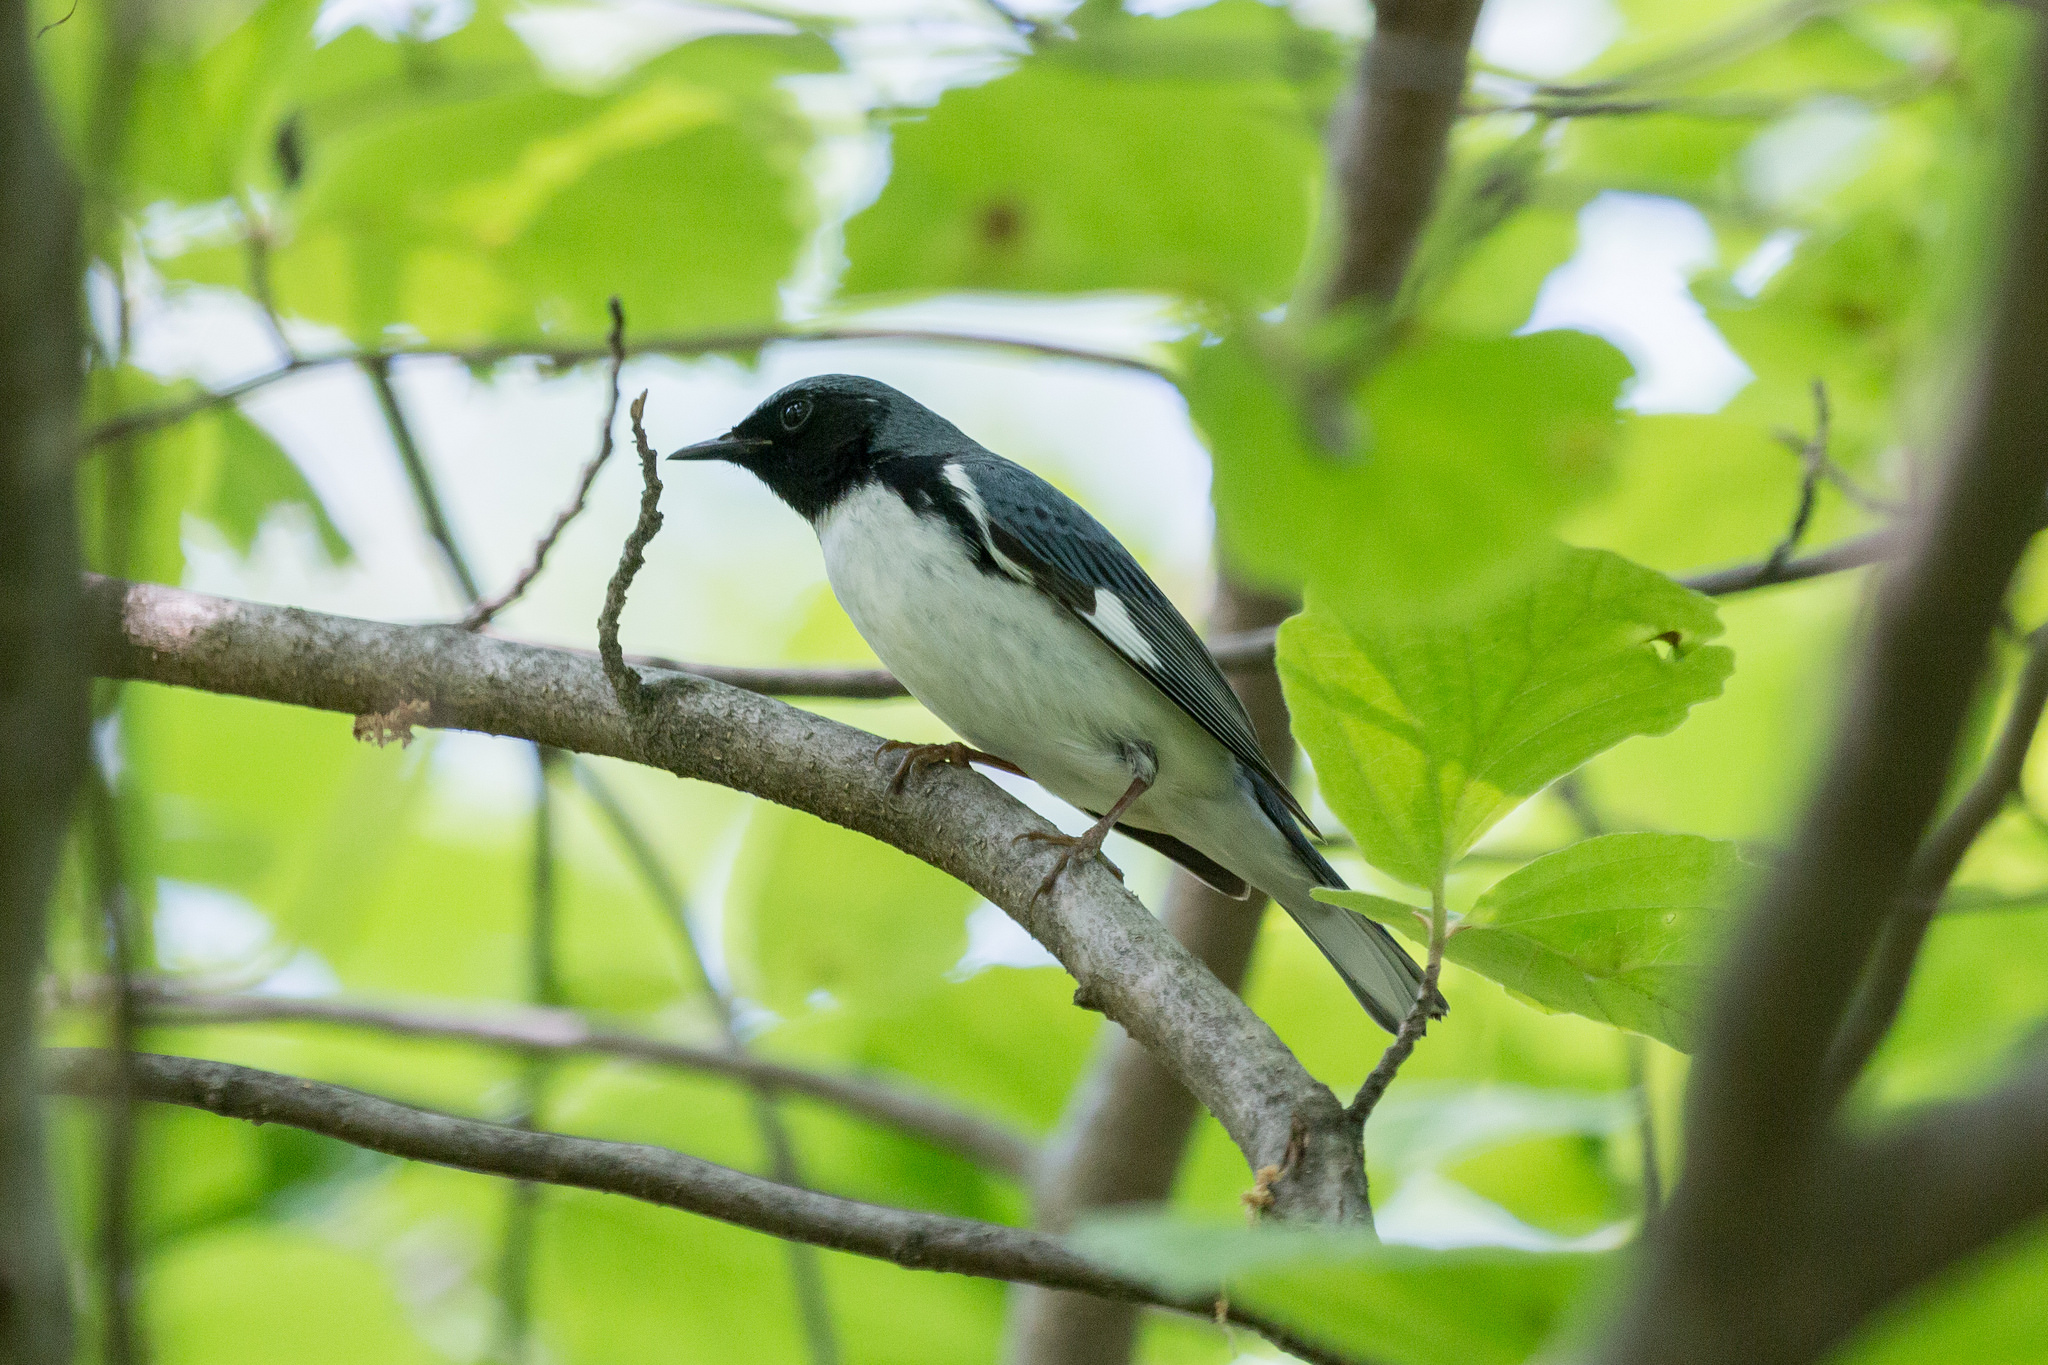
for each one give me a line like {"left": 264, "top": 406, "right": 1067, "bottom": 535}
{"left": 1071, "top": 1214, "right": 1607, "bottom": 1365}
{"left": 842, "top": 0, "right": 1340, "bottom": 306}
{"left": 1280, "top": 548, "right": 1733, "bottom": 888}
{"left": 1325, "top": 833, "right": 1748, "bottom": 1050}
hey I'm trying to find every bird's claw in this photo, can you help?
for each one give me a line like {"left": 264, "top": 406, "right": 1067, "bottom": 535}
{"left": 1014, "top": 827, "right": 1123, "bottom": 899}
{"left": 877, "top": 740, "right": 985, "bottom": 795}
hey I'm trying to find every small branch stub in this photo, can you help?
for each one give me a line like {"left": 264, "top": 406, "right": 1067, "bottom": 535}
{"left": 353, "top": 699, "right": 431, "bottom": 748}
{"left": 597, "top": 390, "right": 665, "bottom": 709}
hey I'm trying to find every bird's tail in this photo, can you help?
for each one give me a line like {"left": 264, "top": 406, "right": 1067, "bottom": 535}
{"left": 1246, "top": 773, "right": 1445, "bottom": 1035}
{"left": 1278, "top": 892, "right": 1440, "bottom": 1035}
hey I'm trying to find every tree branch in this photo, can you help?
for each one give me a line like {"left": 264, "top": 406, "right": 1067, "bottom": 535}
{"left": 1820, "top": 621, "right": 2048, "bottom": 1100}
{"left": 71, "top": 981, "right": 1039, "bottom": 1180}
{"left": 1599, "top": 25, "right": 2048, "bottom": 1365}
{"left": 82, "top": 328, "right": 1171, "bottom": 453}
{"left": 0, "top": 1, "right": 86, "bottom": 1353}
{"left": 43, "top": 1049, "right": 1367, "bottom": 1365}
{"left": 364, "top": 355, "right": 482, "bottom": 603}
{"left": 78, "top": 574, "right": 1364, "bottom": 1219}
{"left": 1319, "top": 0, "right": 1487, "bottom": 312}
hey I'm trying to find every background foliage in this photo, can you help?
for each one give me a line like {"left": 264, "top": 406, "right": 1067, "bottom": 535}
{"left": 32, "top": 0, "right": 2048, "bottom": 1359}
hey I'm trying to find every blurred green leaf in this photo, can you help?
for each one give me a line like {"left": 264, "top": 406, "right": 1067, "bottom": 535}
{"left": 134, "top": 6, "right": 834, "bottom": 344}
{"left": 1280, "top": 548, "right": 1733, "bottom": 888}
{"left": 202, "top": 407, "right": 352, "bottom": 562}
{"left": 1326, "top": 833, "right": 1747, "bottom": 1050}
{"left": 1193, "top": 328, "right": 1631, "bottom": 610}
{"left": 146, "top": 1225, "right": 442, "bottom": 1365}
{"left": 724, "top": 805, "right": 977, "bottom": 1016}
{"left": 842, "top": 0, "right": 1338, "bottom": 306}
{"left": 1071, "top": 1214, "right": 1606, "bottom": 1365}
{"left": 81, "top": 370, "right": 350, "bottom": 579}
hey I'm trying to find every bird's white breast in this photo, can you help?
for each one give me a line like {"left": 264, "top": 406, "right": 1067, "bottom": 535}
{"left": 813, "top": 482, "right": 1234, "bottom": 820}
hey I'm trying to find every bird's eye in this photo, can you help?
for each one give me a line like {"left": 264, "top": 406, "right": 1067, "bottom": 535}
{"left": 779, "top": 397, "right": 812, "bottom": 431}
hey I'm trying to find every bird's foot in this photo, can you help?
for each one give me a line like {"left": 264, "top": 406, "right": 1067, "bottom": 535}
{"left": 1014, "top": 823, "right": 1124, "bottom": 899}
{"left": 876, "top": 740, "right": 1021, "bottom": 795}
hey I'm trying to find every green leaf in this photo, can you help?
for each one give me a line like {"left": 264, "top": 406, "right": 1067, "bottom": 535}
{"left": 1280, "top": 546, "right": 1733, "bottom": 888}
{"left": 146, "top": 1225, "right": 443, "bottom": 1365}
{"left": 1070, "top": 1214, "right": 1606, "bottom": 1365}
{"left": 724, "top": 805, "right": 978, "bottom": 1016}
{"left": 842, "top": 0, "right": 1339, "bottom": 306}
{"left": 137, "top": 9, "right": 834, "bottom": 345}
{"left": 1192, "top": 329, "right": 1631, "bottom": 610}
{"left": 202, "top": 408, "right": 352, "bottom": 563}
{"left": 1325, "top": 833, "right": 1748, "bottom": 1051}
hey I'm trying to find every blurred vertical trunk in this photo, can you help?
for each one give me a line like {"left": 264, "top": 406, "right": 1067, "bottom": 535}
{"left": 1003, "top": 576, "right": 1296, "bottom": 1365}
{"left": 0, "top": 3, "right": 88, "bottom": 1360}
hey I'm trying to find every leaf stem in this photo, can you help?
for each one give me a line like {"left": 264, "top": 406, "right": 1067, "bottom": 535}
{"left": 1348, "top": 879, "right": 1448, "bottom": 1125}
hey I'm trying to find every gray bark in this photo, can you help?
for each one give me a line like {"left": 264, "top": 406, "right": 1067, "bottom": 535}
{"left": 1597, "top": 25, "right": 2048, "bottom": 1365}
{"left": 0, "top": 3, "right": 85, "bottom": 1358}
{"left": 80, "top": 574, "right": 1370, "bottom": 1221}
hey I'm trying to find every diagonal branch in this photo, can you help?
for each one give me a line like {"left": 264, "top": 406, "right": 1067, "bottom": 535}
{"left": 42, "top": 1049, "right": 1367, "bottom": 1365}
{"left": 73, "top": 982, "right": 1037, "bottom": 1178}
{"left": 82, "top": 328, "right": 1171, "bottom": 454}
{"left": 78, "top": 573, "right": 1365, "bottom": 1220}
{"left": 1820, "top": 621, "right": 2048, "bottom": 1100}
{"left": 463, "top": 299, "right": 630, "bottom": 632}
{"left": 1598, "top": 25, "right": 2048, "bottom": 1365}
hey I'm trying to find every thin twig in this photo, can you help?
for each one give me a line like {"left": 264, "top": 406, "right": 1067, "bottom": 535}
{"left": 60, "top": 981, "right": 1038, "bottom": 1177}
{"left": 493, "top": 747, "right": 564, "bottom": 1365}
{"left": 1468, "top": 66, "right": 1948, "bottom": 123}
{"left": 1530, "top": 0, "right": 1844, "bottom": 101}
{"left": 518, "top": 526, "right": 1908, "bottom": 704}
{"left": 1347, "top": 884, "right": 1449, "bottom": 1126}
{"left": 597, "top": 392, "right": 664, "bottom": 709}
{"left": 1820, "top": 621, "right": 2048, "bottom": 1101}
{"left": 364, "top": 355, "right": 482, "bottom": 602}
{"left": 81, "top": 328, "right": 1169, "bottom": 453}
{"left": 241, "top": 207, "right": 296, "bottom": 368}
{"left": 43, "top": 1050, "right": 1372, "bottom": 1365}
{"left": 83, "top": 772, "right": 143, "bottom": 1365}
{"left": 464, "top": 299, "right": 630, "bottom": 632}
{"left": 573, "top": 760, "right": 842, "bottom": 1364}
{"left": 1626, "top": 1034, "right": 1663, "bottom": 1219}
{"left": 1760, "top": 380, "right": 1851, "bottom": 583}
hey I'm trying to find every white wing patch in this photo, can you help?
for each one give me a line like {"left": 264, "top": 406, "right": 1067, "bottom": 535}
{"left": 943, "top": 462, "right": 1031, "bottom": 582}
{"left": 1085, "top": 589, "right": 1163, "bottom": 670}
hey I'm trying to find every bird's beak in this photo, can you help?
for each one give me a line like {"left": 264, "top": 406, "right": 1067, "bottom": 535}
{"left": 666, "top": 433, "right": 771, "bottom": 462}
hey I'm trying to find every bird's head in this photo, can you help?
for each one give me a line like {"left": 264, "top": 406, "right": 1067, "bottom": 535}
{"left": 669, "top": 374, "right": 948, "bottom": 521}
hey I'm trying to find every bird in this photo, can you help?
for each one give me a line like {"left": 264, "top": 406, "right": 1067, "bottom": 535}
{"left": 669, "top": 374, "right": 1443, "bottom": 1033}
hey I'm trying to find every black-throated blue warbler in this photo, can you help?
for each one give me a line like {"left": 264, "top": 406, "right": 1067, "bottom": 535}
{"left": 671, "top": 374, "right": 1441, "bottom": 1032}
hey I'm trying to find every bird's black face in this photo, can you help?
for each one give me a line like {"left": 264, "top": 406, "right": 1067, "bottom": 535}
{"left": 669, "top": 374, "right": 905, "bottom": 521}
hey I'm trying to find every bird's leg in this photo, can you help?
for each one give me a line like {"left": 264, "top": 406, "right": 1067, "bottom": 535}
{"left": 1015, "top": 746, "right": 1156, "bottom": 899}
{"left": 876, "top": 740, "right": 1024, "bottom": 795}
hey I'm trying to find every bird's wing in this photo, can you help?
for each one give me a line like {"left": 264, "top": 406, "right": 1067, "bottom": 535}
{"left": 941, "top": 454, "right": 1316, "bottom": 833}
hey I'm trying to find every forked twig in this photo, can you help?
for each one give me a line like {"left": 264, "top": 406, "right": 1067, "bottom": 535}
{"left": 597, "top": 391, "right": 665, "bottom": 708}
{"left": 1347, "top": 890, "right": 1449, "bottom": 1125}
{"left": 465, "top": 298, "right": 630, "bottom": 631}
